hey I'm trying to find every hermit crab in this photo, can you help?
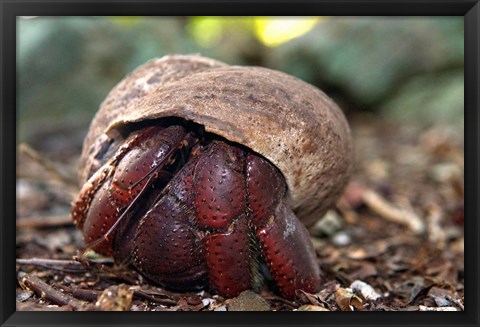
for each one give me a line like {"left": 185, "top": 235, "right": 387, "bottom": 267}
{"left": 71, "top": 55, "right": 353, "bottom": 299}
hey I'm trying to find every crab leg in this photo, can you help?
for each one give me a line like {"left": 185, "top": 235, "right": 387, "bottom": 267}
{"left": 132, "top": 194, "right": 208, "bottom": 289}
{"left": 246, "top": 154, "right": 320, "bottom": 298}
{"left": 193, "top": 142, "right": 253, "bottom": 297}
{"left": 203, "top": 217, "right": 252, "bottom": 296}
{"left": 255, "top": 201, "right": 321, "bottom": 298}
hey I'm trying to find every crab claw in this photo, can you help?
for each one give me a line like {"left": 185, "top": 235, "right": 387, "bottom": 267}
{"left": 255, "top": 201, "right": 321, "bottom": 298}
{"left": 246, "top": 153, "right": 320, "bottom": 298}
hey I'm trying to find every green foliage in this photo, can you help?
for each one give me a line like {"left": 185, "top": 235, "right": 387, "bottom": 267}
{"left": 381, "top": 71, "right": 464, "bottom": 125}
{"left": 268, "top": 16, "right": 464, "bottom": 124}
{"left": 17, "top": 16, "right": 464, "bottom": 144}
{"left": 17, "top": 17, "right": 199, "bottom": 142}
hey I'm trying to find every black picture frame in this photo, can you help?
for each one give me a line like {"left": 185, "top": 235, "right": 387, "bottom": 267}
{"left": 1, "top": 1, "right": 478, "bottom": 326}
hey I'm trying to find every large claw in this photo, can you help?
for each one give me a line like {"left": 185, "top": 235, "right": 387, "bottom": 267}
{"left": 74, "top": 125, "right": 188, "bottom": 255}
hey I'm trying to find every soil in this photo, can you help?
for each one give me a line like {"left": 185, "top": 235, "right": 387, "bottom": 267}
{"left": 16, "top": 113, "right": 464, "bottom": 311}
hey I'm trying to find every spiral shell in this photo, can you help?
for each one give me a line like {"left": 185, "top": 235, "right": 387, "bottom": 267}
{"left": 79, "top": 54, "right": 353, "bottom": 227}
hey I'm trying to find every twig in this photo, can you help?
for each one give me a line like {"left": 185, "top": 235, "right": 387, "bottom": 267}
{"left": 16, "top": 257, "right": 114, "bottom": 273}
{"left": 71, "top": 288, "right": 101, "bottom": 302}
{"left": 17, "top": 258, "right": 86, "bottom": 272}
{"left": 262, "top": 295, "right": 299, "bottom": 309}
{"left": 18, "top": 143, "right": 79, "bottom": 198}
{"left": 132, "top": 289, "right": 178, "bottom": 306}
{"left": 19, "top": 143, "right": 77, "bottom": 185}
{"left": 18, "top": 272, "right": 90, "bottom": 310}
{"left": 362, "top": 190, "right": 425, "bottom": 235}
{"left": 16, "top": 214, "right": 74, "bottom": 229}
{"left": 74, "top": 256, "right": 141, "bottom": 285}
{"left": 68, "top": 287, "right": 178, "bottom": 306}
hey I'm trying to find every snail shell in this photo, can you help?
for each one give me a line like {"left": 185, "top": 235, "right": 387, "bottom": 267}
{"left": 79, "top": 54, "right": 353, "bottom": 227}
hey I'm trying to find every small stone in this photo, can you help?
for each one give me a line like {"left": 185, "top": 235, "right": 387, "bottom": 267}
{"left": 226, "top": 290, "right": 270, "bottom": 311}
{"left": 311, "top": 210, "right": 343, "bottom": 237}
{"left": 201, "top": 298, "right": 215, "bottom": 307}
{"left": 95, "top": 284, "right": 133, "bottom": 311}
{"left": 350, "top": 280, "right": 381, "bottom": 301}
{"left": 332, "top": 231, "right": 351, "bottom": 246}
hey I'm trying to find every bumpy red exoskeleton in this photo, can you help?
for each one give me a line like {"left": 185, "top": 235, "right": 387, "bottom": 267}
{"left": 72, "top": 122, "right": 320, "bottom": 299}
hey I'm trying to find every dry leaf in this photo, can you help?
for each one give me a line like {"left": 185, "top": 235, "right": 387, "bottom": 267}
{"left": 95, "top": 284, "right": 133, "bottom": 311}
{"left": 296, "top": 290, "right": 322, "bottom": 306}
{"left": 334, "top": 287, "right": 363, "bottom": 311}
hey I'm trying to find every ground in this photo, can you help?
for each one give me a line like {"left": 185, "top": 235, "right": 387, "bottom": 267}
{"left": 16, "top": 113, "right": 464, "bottom": 311}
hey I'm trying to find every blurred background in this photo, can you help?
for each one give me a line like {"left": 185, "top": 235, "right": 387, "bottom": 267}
{"left": 16, "top": 17, "right": 465, "bottom": 311}
{"left": 17, "top": 16, "right": 464, "bottom": 157}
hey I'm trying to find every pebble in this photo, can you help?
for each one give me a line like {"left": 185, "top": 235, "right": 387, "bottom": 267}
{"left": 332, "top": 231, "right": 351, "bottom": 246}
{"left": 350, "top": 280, "right": 381, "bottom": 301}
{"left": 226, "top": 290, "right": 271, "bottom": 311}
{"left": 311, "top": 210, "right": 343, "bottom": 237}
{"left": 202, "top": 298, "right": 215, "bottom": 307}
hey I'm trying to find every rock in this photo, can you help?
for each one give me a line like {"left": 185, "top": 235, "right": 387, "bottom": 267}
{"left": 350, "top": 280, "right": 381, "bottom": 301}
{"left": 311, "top": 210, "right": 343, "bottom": 237}
{"left": 332, "top": 231, "right": 351, "bottom": 246}
{"left": 226, "top": 291, "right": 271, "bottom": 311}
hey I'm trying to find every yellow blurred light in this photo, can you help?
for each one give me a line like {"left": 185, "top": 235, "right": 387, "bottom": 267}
{"left": 187, "top": 16, "right": 321, "bottom": 48}
{"left": 188, "top": 17, "right": 226, "bottom": 48}
{"left": 254, "top": 17, "right": 321, "bottom": 47}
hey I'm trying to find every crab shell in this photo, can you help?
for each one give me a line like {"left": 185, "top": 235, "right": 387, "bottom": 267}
{"left": 78, "top": 54, "right": 353, "bottom": 227}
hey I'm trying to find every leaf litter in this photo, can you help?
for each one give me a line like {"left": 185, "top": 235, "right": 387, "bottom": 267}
{"left": 16, "top": 114, "right": 464, "bottom": 311}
